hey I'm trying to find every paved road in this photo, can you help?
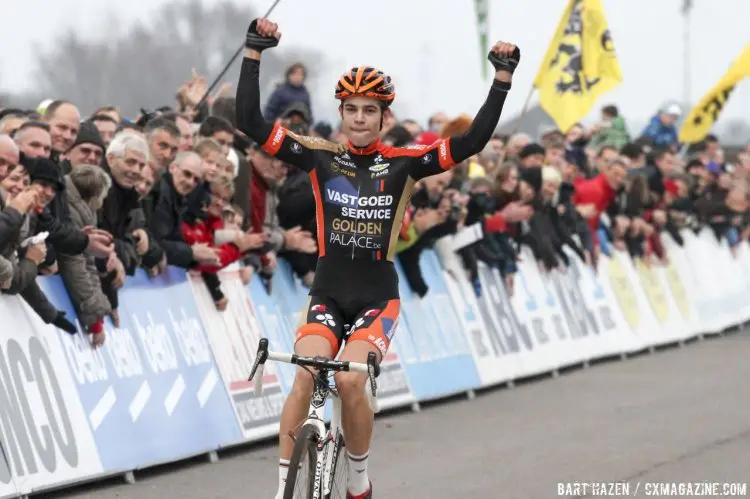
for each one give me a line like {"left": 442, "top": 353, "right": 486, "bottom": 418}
{"left": 43, "top": 332, "right": 750, "bottom": 499}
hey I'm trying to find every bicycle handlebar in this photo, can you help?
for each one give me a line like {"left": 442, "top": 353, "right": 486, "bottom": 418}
{"left": 247, "top": 338, "right": 381, "bottom": 413}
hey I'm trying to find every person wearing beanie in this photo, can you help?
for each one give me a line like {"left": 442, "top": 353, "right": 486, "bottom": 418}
{"left": 312, "top": 121, "right": 333, "bottom": 141}
{"left": 519, "top": 164, "right": 542, "bottom": 195}
{"left": 61, "top": 121, "right": 105, "bottom": 174}
{"left": 20, "top": 154, "right": 114, "bottom": 268}
{"left": 517, "top": 143, "right": 546, "bottom": 168}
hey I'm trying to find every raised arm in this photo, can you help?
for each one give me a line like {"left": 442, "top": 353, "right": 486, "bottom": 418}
{"left": 450, "top": 43, "right": 519, "bottom": 163}
{"left": 236, "top": 19, "right": 326, "bottom": 171}
{"left": 235, "top": 18, "right": 278, "bottom": 147}
{"left": 408, "top": 43, "right": 520, "bottom": 180}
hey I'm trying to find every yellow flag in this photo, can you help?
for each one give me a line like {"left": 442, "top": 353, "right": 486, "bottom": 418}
{"left": 679, "top": 43, "right": 750, "bottom": 144}
{"left": 533, "top": 0, "right": 623, "bottom": 133}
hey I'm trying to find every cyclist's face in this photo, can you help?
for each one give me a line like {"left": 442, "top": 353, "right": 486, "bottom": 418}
{"left": 340, "top": 97, "right": 384, "bottom": 147}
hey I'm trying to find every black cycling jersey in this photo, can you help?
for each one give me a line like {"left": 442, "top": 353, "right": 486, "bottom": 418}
{"left": 237, "top": 57, "right": 511, "bottom": 301}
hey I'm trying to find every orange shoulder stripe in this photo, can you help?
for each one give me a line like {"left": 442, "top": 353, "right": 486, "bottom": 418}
{"left": 262, "top": 123, "right": 287, "bottom": 156}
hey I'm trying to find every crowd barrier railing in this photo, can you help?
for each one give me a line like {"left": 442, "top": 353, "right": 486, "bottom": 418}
{"left": 1, "top": 228, "right": 748, "bottom": 497}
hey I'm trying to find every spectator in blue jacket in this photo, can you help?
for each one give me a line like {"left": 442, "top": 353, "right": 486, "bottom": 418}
{"left": 641, "top": 104, "right": 682, "bottom": 149}
{"left": 263, "top": 63, "right": 313, "bottom": 123}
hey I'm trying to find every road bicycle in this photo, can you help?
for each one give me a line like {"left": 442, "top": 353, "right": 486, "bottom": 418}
{"left": 248, "top": 338, "right": 380, "bottom": 499}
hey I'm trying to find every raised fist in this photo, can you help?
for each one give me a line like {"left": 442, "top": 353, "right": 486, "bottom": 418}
{"left": 246, "top": 18, "right": 281, "bottom": 52}
{"left": 488, "top": 42, "right": 521, "bottom": 75}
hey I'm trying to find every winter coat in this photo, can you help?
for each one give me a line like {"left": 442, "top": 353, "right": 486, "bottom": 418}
{"left": 57, "top": 176, "right": 112, "bottom": 327}
{"left": 641, "top": 114, "right": 679, "bottom": 148}
{"left": 148, "top": 173, "right": 194, "bottom": 269}
{"left": 0, "top": 191, "right": 61, "bottom": 324}
{"left": 589, "top": 116, "right": 630, "bottom": 150}
{"left": 263, "top": 82, "right": 312, "bottom": 122}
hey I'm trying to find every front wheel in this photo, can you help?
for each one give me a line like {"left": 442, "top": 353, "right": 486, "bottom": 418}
{"left": 324, "top": 433, "right": 348, "bottom": 499}
{"left": 284, "top": 425, "right": 320, "bottom": 499}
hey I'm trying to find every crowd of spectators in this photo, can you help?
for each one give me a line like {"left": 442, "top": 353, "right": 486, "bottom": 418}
{"left": 1, "top": 64, "right": 749, "bottom": 347}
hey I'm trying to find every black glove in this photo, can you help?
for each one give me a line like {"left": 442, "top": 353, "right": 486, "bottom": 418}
{"left": 488, "top": 45, "right": 521, "bottom": 74}
{"left": 245, "top": 19, "right": 279, "bottom": 52}
{"left": 53, "top": 311, "right": 77, "bottom": 335}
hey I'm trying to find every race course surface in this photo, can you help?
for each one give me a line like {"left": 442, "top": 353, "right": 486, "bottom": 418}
{"left": 43, "top": 331, "right": 750, "bottom": 499}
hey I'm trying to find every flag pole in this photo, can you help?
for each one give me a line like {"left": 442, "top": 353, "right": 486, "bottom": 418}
{"left": 195, "top": 0, "right": 284, "bottom": 110}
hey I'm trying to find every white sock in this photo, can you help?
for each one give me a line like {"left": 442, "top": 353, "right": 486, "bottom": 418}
{"left": 346, "top": 451, "right": 370, "bottom": 496}
{"left": 275, "top": 459, "right": 290, "bottom": 499}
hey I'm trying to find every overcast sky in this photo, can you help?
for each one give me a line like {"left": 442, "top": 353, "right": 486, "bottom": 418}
{"left": 1, "top": 0, "right": 749, "bottom": 131}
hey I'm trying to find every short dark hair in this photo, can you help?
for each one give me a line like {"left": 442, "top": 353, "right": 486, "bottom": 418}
{"left": 602, "top": 105, "right": 619, "bottom": 117}
{"left": 653, "top": 147, "right": 674, "bottom": 163}
{"left": 15, "top": 120, "right": 51, "bottom": 136}
{"left": 43, "top": 100, "right": 74, "bottom": 120}
{"left": 91, "top": 114, "right": 119, "bottom": 126}
{"left": 705, "top": 134, "right": 719, "bottom": 143}
{"left": 286, "top": 62, "right": 306, "bottom": 80}
{"left": 144, "top": 116, "right": 180, "bottom": 137}
{"left": 619, "top": 142, "right": 643, "bottom": 161}
{"left": 198, "top": 116, "right": 234, "bottom": 138}
{"left": 211, "top": 97, "right": 237, "bottom": 128}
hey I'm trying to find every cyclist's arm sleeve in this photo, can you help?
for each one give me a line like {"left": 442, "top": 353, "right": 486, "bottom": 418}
{"left": 236, "top": 58, "right": 315, "bottom": 171}
{"left": 408, "top": 80, "right": 510, "bottom": 180}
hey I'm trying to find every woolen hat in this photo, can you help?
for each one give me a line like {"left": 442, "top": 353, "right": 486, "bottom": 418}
{"left": 23, "top": 155, "right": 65, "bottom": 192}
{"left": 519, "top": 166, "right": 542, "bottom": 192}
{"left": 69, "top": 120, "right": 105, "bottom": 152}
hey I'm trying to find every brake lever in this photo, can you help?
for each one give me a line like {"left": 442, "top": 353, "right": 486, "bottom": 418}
{"left": 247, "top": 338, "right": 269, "bottom": 381}
{"left": 366, "top": 352, "right": 380, "bottom": 413}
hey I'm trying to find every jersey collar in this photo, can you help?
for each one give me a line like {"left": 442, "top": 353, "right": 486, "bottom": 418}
{"left": 348, "top": 138, "right": 383, "bottom": 156}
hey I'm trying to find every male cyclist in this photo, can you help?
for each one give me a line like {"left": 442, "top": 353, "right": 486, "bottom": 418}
{"left": 237, "top": 17, "right": 521, "bottom": 499}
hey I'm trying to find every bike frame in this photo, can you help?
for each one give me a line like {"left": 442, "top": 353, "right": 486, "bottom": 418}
{"left": 247, "top": 338, "right": 379, "bottom": 499}
{"left": 305, "top": 370, "right": 344, "bottom": 498}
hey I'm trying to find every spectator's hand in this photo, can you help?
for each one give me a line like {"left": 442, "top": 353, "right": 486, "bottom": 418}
{"left": 83, "top": 227, "right": 114, "bottom": 258}
{"left": 614, "top": 216, "right": 630, "bottom": 237}
{"left": 112, "top": 258, "right": 126, "bottom": 289}
{"left": 25, "top": 242, "right": 47, "bottom": 265}
{"left": 264, "top": 251, "right": 277, "bottom": 272}
{"left": 192, "top": 244, "right": 221, "bottom": 265}
{"left": 179, "top": 69, "right": 208, "bottom": 109}
{"left": 303, "top": 271, "right": 315, "bottom": 288}
{"left": 8, "top": 188, "right": 39, "bottom": 214}
{"left": 52, "top": 311, "right": 77, "bottom": 335}
{"left": 0, "top": 278, "right": 10, "bottom": 290}
{"left": 576, "top": 204, "right": 597, "bottom": 219}
{"left": 235, "top": 232, "right": 269, "bottom": 252}
{"left": 240, "top": 266, "right": 255, "bottom": 285}
{"left": 283, "top": 226, "right": 317, "bottom": 254}
{"left": 652, "top": 209, "right": 667, "bottom": 226}
{"left": 40, "top": 262, "right": 58, "bottom": 276}
{"left": 584, "top": 250, "right": 593, "bottom": 267}
{"left": 413, "top": 208, "right": 441, "bottom": 234}
{"left": 613, "top": 239, "right": 626, "bottom": 251}
{"left": 504, "top": 274, "right": 515, "bottom": 297}
{"left": 132, "top": 229, "right": 149, "bottom": 256}
{"left": 215, "top": 297, "right": 229, "bottom": 312}
{"left": 91, "top": 331, "right": 106, "bottom": 348}
{"left": 106, "top": 251, "right": 118, "bottom": 272}
{"left": 110, "top": 309, "right": 120, "bottom": 328}
{"left": 500, "top": 201, "right": 533, "bottom": 223}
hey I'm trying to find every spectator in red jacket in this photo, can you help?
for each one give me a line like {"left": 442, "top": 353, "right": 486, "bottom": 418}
{"left": 573, "top": 158, "right": 627, "bottom": 252}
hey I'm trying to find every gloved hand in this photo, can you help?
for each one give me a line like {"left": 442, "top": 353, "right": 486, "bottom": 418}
{"left": 246, "top": 19, "right": 280, "bottom": 52}
{"left": 52, "top": 311, "right": 77, "bottom": 335}
{"left": 488, "top": 43, "right": 521, "bottom": 75}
